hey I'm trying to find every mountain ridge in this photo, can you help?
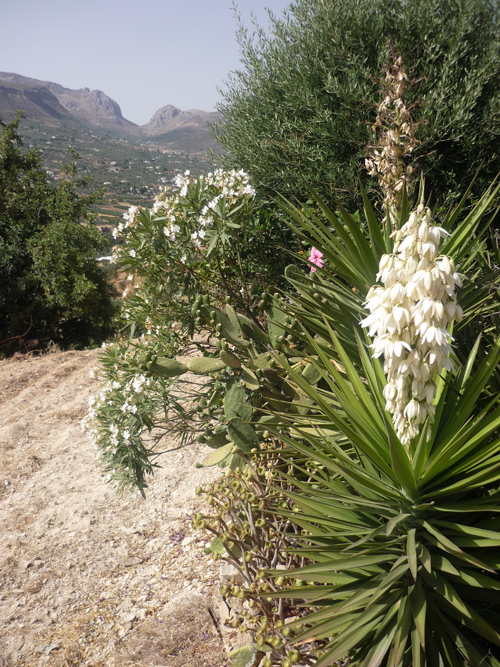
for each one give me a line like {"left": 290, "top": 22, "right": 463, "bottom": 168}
{"left": 0, "top": 72, "right": 221, "bottom": 152}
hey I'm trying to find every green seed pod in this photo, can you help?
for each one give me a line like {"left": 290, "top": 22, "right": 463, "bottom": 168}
{"left": 243, "top": 552, "right": 252, "bottom": 563}
{"left": 262, "top": 658, "right": 272, "bottom": 667}
{"left": 195, "top": 486, "right": 203, "bottom": 496}
{"left": 275, "top": 576, "right": 285, "bottom": 586}
{"left": 260, "top": 617, "right": 268, "bottom": 630}
{"left": 282, "top": 626, "right": 292, "bottom": 638}
{"left": 271, "top": 636, "right": 282, "bottom": 648}
{"left": 281, "top": 658, "right": 291, "bottom": 667}
{"left": 288, "top": 650, "right": 300, "bottom": 663}
{"left": 220, "top": 585, "right": 230, "bottom": 596}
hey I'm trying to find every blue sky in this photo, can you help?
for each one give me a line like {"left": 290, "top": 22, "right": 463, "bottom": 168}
{"left": 1, "top": 0, "right": 292, "bottom": 125}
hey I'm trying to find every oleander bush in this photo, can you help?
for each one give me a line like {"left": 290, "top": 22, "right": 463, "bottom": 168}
{"left": 86, "top": 168, "right": 314, "bottom": 492}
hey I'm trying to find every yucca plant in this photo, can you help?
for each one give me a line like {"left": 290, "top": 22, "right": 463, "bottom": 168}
{"left": 257, "top": 178, "right": 500, "bottom": 665}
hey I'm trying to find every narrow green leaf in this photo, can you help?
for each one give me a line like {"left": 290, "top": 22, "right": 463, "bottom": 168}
{"left": 422, "top": 570, "right": 500, "bottom": 646}
{"left": 384, "top": 413, "right": 417, "bottom": 500}
{"left": 410, "top": 625, "right": 424, "bottom": 667}
{"left": 421, "top": 520, "right": 496, "bottom": 572}
{"left": 409, "top": 579, "right": 427, "bottom": 650}
{"left": 417, "top": 542, "right": 432, "bottom": 574}
{"left": 386, "top": 595, "right": 411, "bottom": 667}
{"left": 434, "top": 335, "right": 500, "bottom": 447}
{"left": 386, "top": 513, "right": 411, "bottom": 537}
{"left": 407, "top": 529, "right": 418, "bottom": 580}
{"left": 359, "top": 179, "right": 386, "bottom": 256}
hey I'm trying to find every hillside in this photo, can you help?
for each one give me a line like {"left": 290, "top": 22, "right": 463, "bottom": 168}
{"left": 0, "top": 72, "right": 221, "bottom": 152}
{"left": 0, "top": 82, "right": 78, "bottom": 126}
{"left": 0, "top": 348, "right": 228, "bottom": 667}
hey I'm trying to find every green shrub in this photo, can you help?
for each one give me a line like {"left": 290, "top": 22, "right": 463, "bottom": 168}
{"left": 0, "top": 113, "right": 116, "bottom": 354}
{"left": 87, "top": 169, "right": 307, "bottom": 492}
{"left": 254, "top": 177, "right": 500, "bottom": 666}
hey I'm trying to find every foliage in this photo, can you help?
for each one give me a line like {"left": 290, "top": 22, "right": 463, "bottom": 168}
{"left": 248, "top": 179, "right": 500, "bottom": 665}
{"left": 88, "top": 51, "right": 500, "bottom": 665}
{"left": 113, "top": 168, "right": 290, "bottom": 344}
{"left": 87, "top": 169, "right": 306, "bottom": 493}
{"left": 213, "top": 0, "right": 500, "bottom": 212}
{"left": 0, "top": 113, "right": 116, "bottom": 354}
{"left": 194, "top": 440, "right": 319, "bottom": 666}
{"left": 85, "top": 337, "right": 204, "bottom": 495}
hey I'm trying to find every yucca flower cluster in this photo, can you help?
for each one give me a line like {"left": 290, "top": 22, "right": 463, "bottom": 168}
{"left": 361, "top": 204, "right": 464, "bottom": 445}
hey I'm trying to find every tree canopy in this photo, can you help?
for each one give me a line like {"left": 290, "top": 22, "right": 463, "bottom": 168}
{"left": 213, "top": 0, "right": 500, "bottom": 211}
{"left": 0, "top": 113, "right": 115, "bottom": 354}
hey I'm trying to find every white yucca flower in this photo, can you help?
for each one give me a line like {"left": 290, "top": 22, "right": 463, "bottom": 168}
{"left": 361, "top": 204, "right": 464, "bottom": 447}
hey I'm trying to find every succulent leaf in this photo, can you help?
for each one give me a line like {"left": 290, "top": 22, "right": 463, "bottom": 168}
{"left": 187, "top": 357, "right": 226, "bottom": 374}
{"left": 149, "top": 357, "right": 188, "bottom": 378}
{"left": 220, "top": 349, "right": 242, "bottom": 369}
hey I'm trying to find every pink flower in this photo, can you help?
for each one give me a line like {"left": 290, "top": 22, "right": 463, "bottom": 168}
{"left": 308, "top": 247, "right": 324, "bottom": 272}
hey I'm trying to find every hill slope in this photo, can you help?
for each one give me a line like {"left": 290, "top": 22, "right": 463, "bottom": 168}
{"left": 0, "top": 72, "right": 221, "bottom": 152}
{"left": 0, "top": 349, "right": 227, "bottom": 667}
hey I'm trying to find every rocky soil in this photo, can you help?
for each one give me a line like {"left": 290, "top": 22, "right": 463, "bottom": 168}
{"left": 0, "top": 349, "right": 229, "bottom": 667}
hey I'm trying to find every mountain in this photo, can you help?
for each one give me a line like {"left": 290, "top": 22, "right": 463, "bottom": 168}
{"left": 0, "top": 72, "right": 220, "bottom": 152}
{"left": 0, "top": 72, "right": 137, "bottom": 136}
{"left": 0, "top": 81, "right": 79, "bottom": 126}
{"left": 142, "top": 104, "right": 217, "bottom": 135}
{"left": 141, "top": 104, "right": 220, "bottom": 152}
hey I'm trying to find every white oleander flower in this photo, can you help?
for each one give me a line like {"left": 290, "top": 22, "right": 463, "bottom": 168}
{"left": 361, "top": 204, "right": 464, "bottom": 447}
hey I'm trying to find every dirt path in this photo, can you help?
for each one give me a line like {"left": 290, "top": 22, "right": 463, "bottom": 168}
{"left": 0, "top": 349, "right": 227, "bottom": 667}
